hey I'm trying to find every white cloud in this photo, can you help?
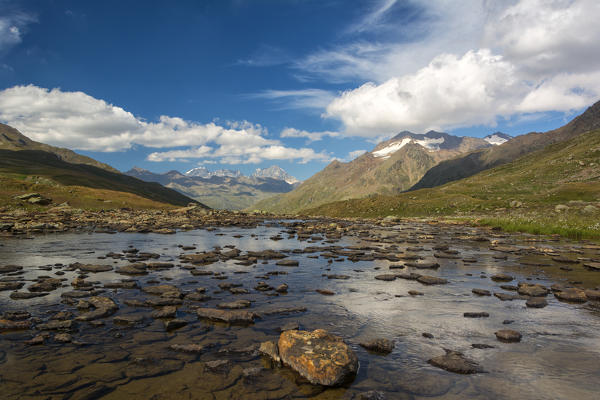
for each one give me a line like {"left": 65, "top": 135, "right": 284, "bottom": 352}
{"left": 250, "top": 88, "right": 335, "bottom": 110}
{"left": 0, "top": 11, "right": 36, "bottom": 53}
{"left": 280, "top": 127, "right": 341, "bottom": 142}
{"left": 320, "top": 0, "right": 600, "bottom": 135}
{"left": 348, "top": 149, "right": 367, "bottom": 159}
{"left": 0, "top": 84, "right": 332, "bottom": 165}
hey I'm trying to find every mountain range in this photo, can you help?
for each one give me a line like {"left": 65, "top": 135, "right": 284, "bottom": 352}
{"left": 126, "top": 166, "right": 299, "bottom": 210}
{"left": 251, "top": 130, "right": 499, "bottom": 213}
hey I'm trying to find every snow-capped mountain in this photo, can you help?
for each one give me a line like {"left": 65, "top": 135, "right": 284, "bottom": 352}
{"left": 252, "top": 165, "right": 299, "bottom": 184}
{"left": 370, "top": 130, "right": 489, "bottom": 159}
{"left": 484, "top": 132, "right": 513, "bottom": 145}
{"left": 185, "top": 167, "right": 211, "bottom": 178}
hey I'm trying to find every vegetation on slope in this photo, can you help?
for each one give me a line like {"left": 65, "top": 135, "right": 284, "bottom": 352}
{"left": 306, "top": 129, "right": 600, "bottom": 239}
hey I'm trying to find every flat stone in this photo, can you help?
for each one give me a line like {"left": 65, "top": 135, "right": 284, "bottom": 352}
{"left": 196, "top": 307, "right": 257, "bottom": 324}
{"left": 464, "top": 312, "right": 489, "bottom": 318}
{"left": 491, "top": 274, "right": 514, "bottom": 282}
{"left": 526, "top": 297, "right": 548, "bottom": 308}
{"left": 169, "top": 343, "right": 203, "bottom": 353}
{"left": 495, "top": 329, "right": 522, "bottom": 343}
{"left": 275, "top": 260, "right": 299, "bottom": 267}
{"left": 472, "top": 289, "right": 491, "bottom": 296}
{"left": 164, "top": 319, "right": 188, "bottom": 331}
{"left": 359, "top": 338, "right": 395, "bottom": 354}
{"left": 217, "top": 299, "right": 251, "bottom": 309}
{"left": 518, "top": 283, "right": 549, "bottom": 297}
{"left": 555, "top": 288, "right": 587, "bottom": 303}
{"left": 417, "top": 275, "right": 448, "bottom": 285}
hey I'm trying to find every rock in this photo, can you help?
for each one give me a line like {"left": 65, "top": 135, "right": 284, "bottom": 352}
{"left": 28, "top": 278, "right": 62, "bottom": 292}
{"left": 494, "top": 292, "right": 527, "bottom": 301}
{"left": 583, "top": 262, "right": 600, "bottom": 271}
{"left": 116, "top": 264, "right": 148, "bottom": 275}
{"left": 103, "top": 281, "right": 139, "bottom": 289}
{"left": 0, "top": 265, "right": 23, "bottom": 273}
{"left": 114, "top": 315, "right": 144, "bottom": 325}
{"left": 316, "top": 289, "right": 335, "bottom": 295}
{"left": 472, "top": 288, "right": 491, "bottom": 296}
{"left": 259, "top": 340, "right": 281, "bottom": 364}
{"left": 151, "top": 306, "right": 177, "bottom": 319}
{"left": 417, "top": 275, "right": 448, "bottom": 285}
{"left": 142, "top": 285, "right": 182, "bottom": 298}
{"left": 495, "top": 329, "right": 521, "bottom": 343}
{"left": 75, "top": 296, "right": 118, "bottom": 321}
{"left": 275, "top": 259, "right": 299, "bottom": 267}
{"left": 428, "top": 349, "right": 484, "bottom": 374}
{"left": 326, "top": 274, "right": 350, "bottom": 279}
{"left": 471, "top": 343, "right": 495, "bottom": 349}
{"left": 374, "top": 274, "right": 397, "bottom": 281}
{"left": 0, "top": 319, "right": 31, "bottom": 331}
{"left": 54, "top": 333, "right": 72, "bottom": 343}
{"left": 422, "top": 332, "right": 434, "bottom": 339}
{"left": 77, "top": 264, "right": 113, "bottom": 273}
{"left": 169, "top": 343, "right": 203, "bottom": 353}
{"left": 26, "top": 334, "right": 46, "bottom": 345}
{"left": 526, "top": 297, "right": 548, "bottom": 308}
{"left": 583, "top": 205, "right": 598, "bottom": 214}
{"left": 196, "top": 307, "right": 257, "bottom": 324}
{"left": 491, "top": 274, "right": 513, "bottom": 282}
{"left": 584, "top": 289, "right": 600, "bottom": 301}
{"left": 554, "top": 288, "right": 587, "bottom": 303}
{"left": 518, "top": 283, "right": 549, "bottom": 297}
{"left": 555, "top": 204, "right": 569, "bottom": 212}
{"left": 278, "top": 329, "right": 358, "bottom": 386}
{"left": 164, "top": 319, "right": 187, "bottom": 331}
{"left": 359, "top": 338, "right": 394, "bottom": 354}
{"left": 217, "top": 299, "right": 251, "bottom": 309}
{"left": 275, "top": 283, "right": 288, "bottom": 293}
{"left": 37, "top": 320, "right": 75, "bottom": 330}
{"left": 10, "top": 291, "right": 49, "bottom": 300}
{"left": 2, "top": 311, "right": 31, "bottom": 320}
{"left": 405, "top": 262, "right": 440, "bottom": 269}
{"left": 0, "top": 281, "right": 24, "bottom": 291}
{"left": 408, "top": 290, "right": 424, "bottom": 296}
{"left": 204, "top": 360, "right": 230, "bottom": 373}
{"left": 464, "top": 312, "right": 489, "bottom": 318}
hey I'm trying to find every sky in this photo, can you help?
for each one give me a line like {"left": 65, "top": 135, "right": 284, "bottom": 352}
{"left": 1, "top": 0, "right": 599, "bottom": 180}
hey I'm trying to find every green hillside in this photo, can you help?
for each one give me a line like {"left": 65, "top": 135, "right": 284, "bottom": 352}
{"left": 307, "top": 129, "right": 600, "bottom": 239}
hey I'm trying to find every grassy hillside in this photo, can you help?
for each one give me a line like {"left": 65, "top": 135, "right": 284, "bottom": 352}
{"left": 412, "top": 100, "right": 600, "bottom": 190}
{"left": 307, "top": 129, "right": 600, "bottom": 239}
{"left": 0, "top": 149, "right": 204, "bottom": 209}
{"left": 0, "top": 123, "right": 119, "bottom": 173}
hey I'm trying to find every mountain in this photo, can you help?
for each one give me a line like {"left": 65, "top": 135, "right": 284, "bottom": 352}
{"left": 0, "top": 123, "right": 118, "bottom": 173}
{"left": 0, "top": 126, "right": 204, "bottom": 210}
{"left": 252, "top": 131, "right": 491, "bottom": 213}
{"left": 411, "top": 101, "right": 600, "bottom": 191}
{"left": 252, "top": 165, "right": 299, "bottom": 184}
{"left": 484, "top": 132, "right": 512, "bottom": 145}
{"left": 126, "top": 167, "right": 296, "bottom": 210}
{"left": 306, "top": 126, "right": 600, "bottom": 238}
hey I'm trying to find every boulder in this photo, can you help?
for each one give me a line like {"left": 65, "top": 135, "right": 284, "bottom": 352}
{"left": 277, "top": 329, "right": 358, "bottom": 386}
{"left": 495, "top": 329, "right": 521, "bottom": 343}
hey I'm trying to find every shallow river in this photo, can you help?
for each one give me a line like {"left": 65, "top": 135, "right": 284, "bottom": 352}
{"left": 1, "top": 220, "right": 600, "bottom": 399}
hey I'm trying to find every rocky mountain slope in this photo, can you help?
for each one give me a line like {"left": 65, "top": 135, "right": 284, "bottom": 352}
{"left": 0, "top": 126, "right": 203, "bottom": 209}
{"left": 252, "top": 131, "right": 491, "bottom": 213}
{"left": 0, "top": 123, "right": 119, "bottom": 173}
{"left": 126, "top": 167, "right": 297, "bottom": 210}
{"left": 411, "top": 101, "right": 600, "bottom": 191}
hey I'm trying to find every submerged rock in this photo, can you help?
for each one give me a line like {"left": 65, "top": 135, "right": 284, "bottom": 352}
{"left": 196, "top": 307, "right": 257, "bottom": 324}
{"left": 359, "top": 338, "right": 395, "bottom": 354}
{"left": 428, "top": 349, "right": 484, "bottom": 374}
{"left": 277, "top": 329, "right": 358, "bottom": 386}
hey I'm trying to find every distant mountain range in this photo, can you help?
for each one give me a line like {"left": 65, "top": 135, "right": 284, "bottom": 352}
{"left": 126, "top": 165, "right": 299, "bottom": 210}
{"left": 0, "top": 124, "right": 203, "bottom": 209}
{"left": 252, "top": 130, "right": 497, "bottom": 213}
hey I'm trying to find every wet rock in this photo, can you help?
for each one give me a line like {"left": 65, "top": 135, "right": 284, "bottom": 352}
{"left": 464, "top": 312, "right": 489, "bottom": 318}
{"left": 75, "top": 296, "right": 118, "bottom": 321}
{"left": 260, "top": 306, "right": 307, "bottom": 316}
{"left": 204, "top": 360, "right": 230, "bottom": 373}
{"left": 356, "top": 391, "right": 385, "bottom": 400}
{"left": 554, "top": 288, "right": 587, "bottom": 303}
{"left": 422, "top": 332, "right": 434, "bottom": 339}
{"left": 169, "top": 343, "right": 204, "bottom": 353}
{"left": 151, "top": 306, "right": 177, "bottom": 319}
{"left": 185, "top": 292, "right": 211, "bottom": 301}
{"left": 103, "top": 281, "right": 139, "bottom": 289}
{"left": 0, "top": 265, "right": 23, "bottom": 274}
{"left": 494, "top": 292, "right": 526, "bottom": 301}
{"left": 583, "top": 262, "right": 600, "bottom": 271}
{"left": 471, "top": 343, "right": 495, "bottom": 349}
{"left": 417, "top": 275, "right": 448, "bottom": 285}
{"left": 316, "top": 289, "right": 335, "bottom": 295}
{"left": 408, "top": 290, "right": 424, "bottom": 296}
{"left": 359, "top": 338, "right": 395, "bottom": 354}
{"left": 145, "top": 298, "right": 183, "bottom": 307}
{"left": 491, "top": 274, "right": 514, "bottom": 282}
{"left": 2, "top": 311, "right": 31, "bottom": 320}
{"left": 255, "top": 281, "right": 274, "bottom": 291}
{"left": 0, "top": 319, "right": 31, "bottom": 331}
{"left": 584, "top": 289, "right": 600, "bottom": 301}
{"left": 472, "top": 288, "right": 491, "bottom": 296}
{"left": 143, "top": 284, "right": 182, "bottom": 298}
{"left": 517, "top": 283, "right": 549, "bottom": 297}
{"left": 526, "top": 297, "right": 548, "bottom": 308}
{"left": 229, "top": 287, "right": 250, "bottom": 295}
{"left": 28, "top": 278, "right": 62, "bottom": 292}
{"left": 10, "top": 291, "right": 49, "bottom": 300}
{"left": 259, "top": 340, "right": 281, "bottom": 364}
{"left": 275, "top": 283, "right": 288, "bottom": 293}
{"left": 37, "top": 320, "right": 75, "bottom": 331}
{"left": 275, "top": 259, "right": 299, "bottom": 267}
{"left": 164, "top": 319, "right": 187, "bottom": 331}
{"left": 375, "top": 274, "right": 397, "bottom": 281}
{"left": 116, "top": 263, "right": 148, "bottom": 275}
{"left": 217, "top": 299, "right": 251, "bottom": 309}
{"left": 77, "top": 264, "right": 113, "bottom": 273}
{"left": 114, "top": 315, "right": 144, "bottom": 325}
{"left": 26, "top": 334, "right": 46, "bottom": 345}
{"left": 495, "top": 329, "right": 522, "bottom": 342}
{"left": 0, "top": 281, "right": 24, "bottom": 291}
{"left": 196, "top": 307, "right": 257, "bottom": 324}
{"left": 405, "top": 262, "right": 440, "bottom": 269}
{"left": 278, "top": 329, "right": 358, "bottom": 386}
{"left": 326, "top": 274, "right": 350, "bottom": 279}
{"left": 551, "top": 256, "right": 579, "bottom": 264}
{"left": 54, "top": 333, "right": 72, "bottom": 343}
{"left": 428, "top": 349, "right": 484, "bottom": 374}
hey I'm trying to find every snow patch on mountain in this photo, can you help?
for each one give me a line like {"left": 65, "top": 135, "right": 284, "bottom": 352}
{"left": 484, "top": 132, "right": 512, "bottom": 145}
{"left": 414, "top": 137, "right": 445, "bottom": 150}
{"left": 372, "top": 138, "right": 412, "bottom": 158}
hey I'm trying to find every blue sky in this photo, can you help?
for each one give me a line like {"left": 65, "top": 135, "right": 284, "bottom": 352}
{"left": 1, "top": 0, "right": 599, "bottom": 180}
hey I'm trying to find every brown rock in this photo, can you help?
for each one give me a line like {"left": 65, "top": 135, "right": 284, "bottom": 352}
{"left": 495, "top": 329, "right": 521, "bottom": 342}
{"left": 428, "top": 349, "right": 484, "bottom": 374}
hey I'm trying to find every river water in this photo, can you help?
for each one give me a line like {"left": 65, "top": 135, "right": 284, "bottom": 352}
{"left": 1, "top": 220, "right": 599, "bottom": 399}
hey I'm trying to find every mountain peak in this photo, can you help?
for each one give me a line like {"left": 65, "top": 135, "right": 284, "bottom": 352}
{"left": 252, "top": 165, "right": 299, "bottom": 184}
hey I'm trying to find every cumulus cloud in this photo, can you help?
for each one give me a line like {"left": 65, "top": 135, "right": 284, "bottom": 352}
{"left": 280, "top": 127, "right": 341, "bottom": 142}
{"left": 0, "top": 85, "right": 332, "bottom": 164}
{"left": 320, "top": 0, "right": 600, "bottom": 135}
